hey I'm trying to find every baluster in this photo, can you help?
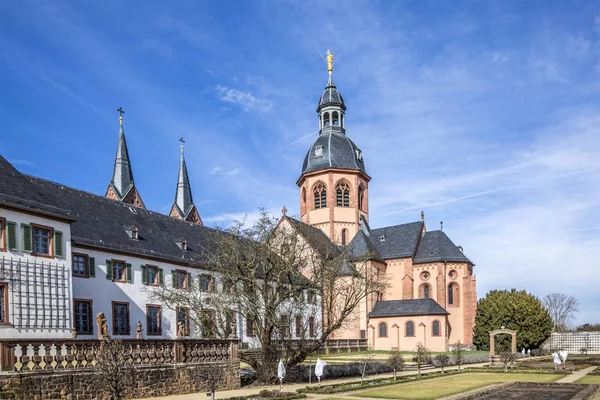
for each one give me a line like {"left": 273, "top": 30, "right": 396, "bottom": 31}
{"left": 90, "top": 344, "right": 98, "bottom": 366}
{"left": 38, "top": 343, "right": 47, "bottom": 369}
{"left": 70, "top": 344, "right": 79, "bottom": 368}
{"left": 50, "top": 344, "right": 58, "bottom": 369}
{"left": 26, "top": 344, "right": 36, "bottom": 371}
{"left": 60, "top": 344, "right": 68, "bottom": 368}
{"left": 81, "top": 345, "right": 88, "bottom": 367}
{"left": 14, "top": 344, "right": 23, "bottom": 371}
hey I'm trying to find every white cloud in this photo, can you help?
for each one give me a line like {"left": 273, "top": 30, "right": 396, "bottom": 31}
{"left": 215, "top": 85, "right": 272, "bottom": 112}
{"left": 209, "top": 166, "right": 241, "bottom": 176}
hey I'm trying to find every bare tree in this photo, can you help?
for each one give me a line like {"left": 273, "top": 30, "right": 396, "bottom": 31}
{"left": 452, "top": 341, "right": 465, "bottom": 372}
{"left": 96, "top": 338, "right": 132, "bottom": 400}
{"left": 543, "top": 293, "right": 579, "bottom": 332}
{"left": 499, "top": 351, "right": 515, "bottom": 372}
{"left": 388, "top": 350, "right": 405, "bottom": 380}
{"left": 360, "top": 349, "right": 375, "bottom": 384}
{"left": 148, "top": 211, "right": 388, "bottom": 383}
{"left": 415, "top": 343, "right": 430, "bottom": 377}
{"left": 433, "top": 354, "right": 450, "bottom": 373}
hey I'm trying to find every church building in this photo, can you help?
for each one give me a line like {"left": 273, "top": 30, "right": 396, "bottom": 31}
{"left": 282, "top": 52, "right": 477, "bottom": 351}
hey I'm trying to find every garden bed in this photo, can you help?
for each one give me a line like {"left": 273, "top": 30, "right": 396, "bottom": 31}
{"left": 224, "top": 391, "right": 307, "bottom": 400}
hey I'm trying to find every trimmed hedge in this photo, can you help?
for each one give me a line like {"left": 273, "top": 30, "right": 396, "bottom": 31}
{"left": 224, "top": 393, "right": 307, "bottom": 400}
{"left": 286, "top": 361, "right": 393, "bottom": 383}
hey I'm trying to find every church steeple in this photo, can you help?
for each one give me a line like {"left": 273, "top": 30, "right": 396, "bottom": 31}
{"left": 105, "top": 108, "right": 145, "bottom": 208}
{"left": 169, "top": 138, "right": 202, "bottom": 225}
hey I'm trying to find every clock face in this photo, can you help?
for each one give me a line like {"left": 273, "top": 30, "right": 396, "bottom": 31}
{"left": 315, "top": 146, "right": 324, "bottom": 157}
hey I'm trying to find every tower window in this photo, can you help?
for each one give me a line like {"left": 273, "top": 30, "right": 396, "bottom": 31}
{"left": 341, "top": 229, "right": 347, "bottom": 245}
{"left": 313, "top": 183, "right": 327, "bottom": 209}
{"left": 332, "top": 111, "right": 340, "bottom": 126}
{"left": 302, "top": 187, "right": 306, "bottom": 203}
{"left": 323, "top": 112, "right": 330, "bottom": 127}
{"left": 358, "top": 185, "right": 364, "bottom": 211}
{"left": 336, "top": 182, "right": 350, "bottom": 207}
{"left": 448, "top": 283, "right": 460, "bottom": 306}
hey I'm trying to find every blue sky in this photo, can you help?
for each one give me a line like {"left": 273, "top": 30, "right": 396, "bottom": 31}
{"left": 1, "top": 1, "right": 599, "bottom": 326}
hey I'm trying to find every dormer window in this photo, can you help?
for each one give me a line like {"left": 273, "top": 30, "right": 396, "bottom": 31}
{"left": 379, "top": 234, "right": 386, "bottom": 242}
{"left": 355, "top": 149, "right": 363, "bottom": 161}
{"left": 177, "top": 239, "right": 188, "bottom": 251}
{"left": 126, "top": 226, "right": 139, "bottom": 240}
{"left": 314, "top": 146, "right": 324, "bottom": 158}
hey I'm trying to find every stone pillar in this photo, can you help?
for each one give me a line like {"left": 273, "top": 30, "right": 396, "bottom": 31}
{"left": 489, "top": 333, "right": 495, "bottom": 359}
{"left": 511, "top": 333, "right": 517, "bottom": 353}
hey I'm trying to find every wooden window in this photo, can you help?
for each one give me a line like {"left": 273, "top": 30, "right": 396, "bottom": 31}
{"left": 142, "top": 265, "right": 159, "bottom": 286}
{"left": 173, "top": 270, "right": 187, "bottom": 289}
{"left": 199, "top": 275, "right": 213, "bottom": 291}
{"left": 6, "top": 222, "right": 17, "bottom": 251}
{"left": 295, "top": 316, "right": 303, "bottom": 337}
{"left": 112, "top": 260, "right": 127, "bottom": 283}
{"left": 378, "top": 322, "right": 387, "bottom": 337}
{"left": 309, "top": 316, "right": 316, "bottom": 337}
{"left": 112, "top": 302, "right": 130, "bottom": 336}
{"left": 280, "top": 314, "right": 290, "bottom": 337}
{"left": 31, "top": 224, "right": 53, "bottom": 257}
{"left": 74, "top": 299, "right": 93, "bottom": 335}
{"left": 405, "top": 321, "right": 415, "bottom": 337}
{"left": 176, "top": 307, "right": 190, "bottom": 336}
{"left": 307, "top": 290, "right": 316, "bottom": 305}
{"left": 146, "top": 305, "right": 162, "bottom": 336}
{"left": 72, "top": 253, "right": 89, "bottom": 278}
{"left": 336, "top": 182, "right": 350, "bottom": 207}
{"left": 313, "top": 183, "right": 327, "bottom": 209}
{"left": 246, "top": 317, "right": 255, "bottom": 337}
{"left": 432, "top": 320, "right": 441, "bottom": 337}
{"left": 0, "top": 283, "right": 8, "bottom": 324}
{"left": 0, "top": 217, "right": 5, "bottom": 251}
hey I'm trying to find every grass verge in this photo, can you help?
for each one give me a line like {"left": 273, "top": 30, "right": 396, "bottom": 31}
{"left": 355, "top": 372, "right": 561, "bottom": 400}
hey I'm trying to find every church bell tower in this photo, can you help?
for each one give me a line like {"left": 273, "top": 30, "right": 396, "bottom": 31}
{"left": 297, "top": 51, "right": 371, "bottom": 245}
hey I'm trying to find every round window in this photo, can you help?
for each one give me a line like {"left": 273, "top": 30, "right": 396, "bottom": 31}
{"left": 421, "top": 272, "right": 429, "bottom": 280}
{"left": 449, "top": 270, "right": 457, "bottom": 280}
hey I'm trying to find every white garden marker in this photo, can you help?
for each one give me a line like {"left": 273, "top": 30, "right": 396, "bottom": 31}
{"left": 315, "top": 358, "right": 327, "bottom": 387}
{"left": 278, "top": 359, "right": 286, "bottom": 390}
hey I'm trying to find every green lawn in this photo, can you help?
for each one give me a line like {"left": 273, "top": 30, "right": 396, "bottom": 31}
{"left": 355, "top": 373, "right": 561, "bottom": 400}
{"left": 575, "top": 375, "right": 600, "bottom": 385}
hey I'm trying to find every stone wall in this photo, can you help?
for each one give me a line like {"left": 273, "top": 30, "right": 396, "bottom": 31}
{"left": 0, "top": 362, "right": 240, "bottom": 400}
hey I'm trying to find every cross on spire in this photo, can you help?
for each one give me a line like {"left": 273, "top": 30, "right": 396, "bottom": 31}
{"left": 117, "top": 107, "right": 125, "bottom": 118}
{"left": 281, "top": 206, "right": 287, "bottom": 216}
{"left": 179, "top": 137, "right": 185, "bottom": 152}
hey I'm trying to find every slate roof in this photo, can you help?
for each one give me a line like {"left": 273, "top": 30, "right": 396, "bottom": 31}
{"left": 348, "top": 229, "right": 384, "bottom": 263}
{"left": 284, "top": 216, "right": 341, "bottom": 259}
{"left": 318, "top": 76, "right": 346, "bottom": 111}
{"left": 301, "top": 131, "right": 367, "bottom": 176}
{"left": 0, "top": 156, "right": 227, "bottom": 266}
{"left": 369, "top": 221, "right": 424, "bottom": 259}
{"left": 413, "top": 230, "right": 471, "bottom": 264}
{"left": 368, "top": 299, "right": 449, "bottom": 318}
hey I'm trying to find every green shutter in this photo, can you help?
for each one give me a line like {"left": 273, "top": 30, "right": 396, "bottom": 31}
{"left": 158, "top": 268, "right": 164, "bottom": 286}
{"left": 126, "top": 263, "right": 132, "bottom": 283}
{"left": 53, "top": 231, "right": 63, "bottom": 258}
{"left": 21, "top": 224, "right": 32, "bottom": 253}
{"left": 171, "top": 270, "right": 176, "bottom": 287}
{"left": 6, "top": 222, "right": 17, "bottom": 251}
{"left": 141, "top": 265, "right": 147, "bottom": 285}
{"left": 89, "top": 257, "right": 96, "bottom": 277}
{"left": 105, "top": 260, "right": 113, "bottom": 280}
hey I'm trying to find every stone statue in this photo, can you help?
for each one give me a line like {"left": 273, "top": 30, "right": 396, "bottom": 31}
{"left": 71, "top": 327, "right": 78, "bottom": 339}
{"left": 326, "top": 50, "right": 334, "bottom": 74}
{"left": 136, "top": 321, "right": 143, "bottom": 339}
{"left": 96, "top": 312, "right": 110, "bottom": 339}
{"left": 177, "top": 322, "right": 186, "bottom": 338}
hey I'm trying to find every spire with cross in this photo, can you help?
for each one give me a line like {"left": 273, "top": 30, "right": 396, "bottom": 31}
{"left": 179, "top": 137, "right": 185, "bottom": 153}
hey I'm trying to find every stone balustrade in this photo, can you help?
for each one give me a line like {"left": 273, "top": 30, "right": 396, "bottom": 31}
{"left": 0, "top": 338, "right": 238, "bottom": 372}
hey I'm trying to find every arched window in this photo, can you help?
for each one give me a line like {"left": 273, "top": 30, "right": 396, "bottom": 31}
{"left": 323, "top": 112, "right": 330, "bottom": 127}
{"left": 336, "top": 181, "right": 350, "bottom": 207}
{"left": 378, "top": 322, "right": 387, "bottom": 337}
{"left": 313, "top": 183, "right": 327, "bottom": 209}
{"left": 405, "top": 321, "right": 414, "bottom": 337}
{"left": 448, "top": 283, "right": 460, "bottom": 306}
{"left": 302, "top": 187, "right": 306, "bottom": 203}
{"left": 358, "top": 185, "right": 364, "bottom": 211}
{"left": 432, "top": 320, "right": 440, "bottom": 336}
{"left": 419, "top": 283, "right": 431, "bottom": 299}
{"left": 332, "top": 111, "right": 340, "bottom": 126}
{"left": 341, "top": 229, "right": 347, "bottom": 246}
